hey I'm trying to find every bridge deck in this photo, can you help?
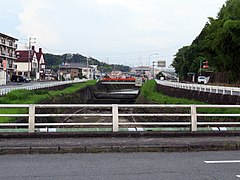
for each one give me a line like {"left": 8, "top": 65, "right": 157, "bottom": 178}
{"left": 99, "top": 81, "right": 136, "bottom": 85}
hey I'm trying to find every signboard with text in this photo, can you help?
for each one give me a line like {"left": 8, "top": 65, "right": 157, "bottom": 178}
{"left": 157, "top": 60, "right": 166, "bottom": 67}
{"left": 2, "top": 60, "right": 7, "bottom": 71}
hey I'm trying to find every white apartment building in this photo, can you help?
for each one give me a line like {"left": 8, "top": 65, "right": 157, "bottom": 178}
{"left": 0, "top": 33, "right": 18, "bottom": 85}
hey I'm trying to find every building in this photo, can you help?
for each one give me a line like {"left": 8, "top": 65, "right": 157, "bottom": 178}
{"left": 14, "top": 46, "right": 46, "bottom": 80}
{"left": 109, "top": 71, "right": 123, "bottom": 78}
{"left": 0, "top": 33, "right": 18, "bottom": 85}
{"left": 130, "top": 66, "right": 152, "bottom": 79}
{"left": 36, "top": 48, "right": 46, "bottom": 79}
{"left": 45, "top": 68, "right": 57, "bottom": 80}
{"left": 59, "top": 63, "right": 97, "bottom": 80}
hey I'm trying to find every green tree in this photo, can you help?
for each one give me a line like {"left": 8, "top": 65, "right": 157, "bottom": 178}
{"left": 172, "top": 0, "right": 240, "bottom": 83}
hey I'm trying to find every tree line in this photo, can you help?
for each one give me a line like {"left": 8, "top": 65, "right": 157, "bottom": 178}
{"left": 172, "top": 0, "right": 240, "bottom": 83}
{"left": 44, "top": 53, "right": 130, "bottom": 73}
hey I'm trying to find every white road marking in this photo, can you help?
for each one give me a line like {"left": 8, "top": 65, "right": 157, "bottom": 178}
{"left": 205, "top": 160, "right": 240, "bottom": 178}
{"left": 219, "top": 127, "right": 227, "bottom": 131}
{"left": 204, "top": 160, "right": 240, "bottom": 164}
{"left": 136, "top": 127, "right": 144, "bottom": 131}
{"left": 211, "top": 127, "right": 219, "bottom": 131}
{"left": 128, "top": 128, "right": 136, "bottom": 132}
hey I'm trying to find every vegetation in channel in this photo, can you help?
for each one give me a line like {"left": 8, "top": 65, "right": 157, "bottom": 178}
{"left": 138, "top": 80, "right": 240, "bottom": 122}
{"left": 139, "top": 80, "right": 203, "bottom": 104}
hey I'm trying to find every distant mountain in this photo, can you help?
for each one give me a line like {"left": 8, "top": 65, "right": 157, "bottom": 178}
{"left": 44, "top": 53, "right": 131, "bottom": 73}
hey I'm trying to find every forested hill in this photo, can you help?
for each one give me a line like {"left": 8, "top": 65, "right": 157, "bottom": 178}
{"left": 172, "top": 0, "right": 240, "bottom": 83}
{"left": 44, "top": 53, "right": 131, "bottom": 73}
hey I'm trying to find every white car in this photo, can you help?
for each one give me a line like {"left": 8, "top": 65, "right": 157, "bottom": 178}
{"left": 197, "top": 76, "right": 206, "bottom": 84}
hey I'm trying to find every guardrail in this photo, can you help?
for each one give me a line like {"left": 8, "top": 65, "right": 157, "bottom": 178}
{"left": 156, "top": 80, "right": 240, "bottom": 96}
{"left": 0, "top": 104, "right": 240, "bottom": 133}
{"left": 0, "top": 79, "right": 87, "bottom": 96}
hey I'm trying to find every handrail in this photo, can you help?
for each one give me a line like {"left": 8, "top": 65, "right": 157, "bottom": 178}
{"left": 0, "top": 79, "right": 87, "bottom": 96}
{"left": 156, "top": 80, "right": 240, "bottom": 96}
{"left": 0, "top": 104, "right": 239, "bottom": 133}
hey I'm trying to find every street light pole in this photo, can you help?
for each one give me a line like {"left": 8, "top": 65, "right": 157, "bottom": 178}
{"left": 148, "top": 53, "right": 158, "bottom": 67}
{"left": 148, "top": 53, "right": 158, "bottom": 79}
{"left": 200, "top": 59, "right": 202, "bottom": 75}
{"left": 152, "top": 61, "right": 155, "bottom": 79}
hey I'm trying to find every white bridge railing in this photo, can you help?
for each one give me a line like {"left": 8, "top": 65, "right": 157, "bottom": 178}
{"left": 0, "top": 79, "right": 87, "bottom": 96}
{"left": 0, "top": 104, "right": 240, "bottom": 133}
{"left": 156, "top": 80, "right": 240, "bottom": 96}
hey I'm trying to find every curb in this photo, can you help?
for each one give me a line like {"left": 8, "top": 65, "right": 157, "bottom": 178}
{"left": 1, "top": 131, "right": 240, "bottom": 139}
{"left": 1, "top": 132, "right": 240, "bottom": 155}
{"left": 1, "top": 143, "right": 240, "bottom": 155}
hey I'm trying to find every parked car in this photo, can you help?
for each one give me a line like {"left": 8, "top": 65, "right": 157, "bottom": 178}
{"left": 197, "top": 76, "right": 206, "bottom": 84}
{"left": 11, "top": 75, "right": 31, "bottom": 83}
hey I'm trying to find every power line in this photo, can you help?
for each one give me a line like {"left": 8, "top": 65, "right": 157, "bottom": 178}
{"left": 31, "top": 42, "right": 181, "bottom": 56}
{"left": 29, "top": 40, "right": 179, "bottom": 64}
{"left": 35, "top": 40, "right": 51, "bottom": 52}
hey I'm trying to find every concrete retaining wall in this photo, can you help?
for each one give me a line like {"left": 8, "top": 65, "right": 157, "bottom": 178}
{"left": 157, "top": 84, "right": 240, "bottom": 104}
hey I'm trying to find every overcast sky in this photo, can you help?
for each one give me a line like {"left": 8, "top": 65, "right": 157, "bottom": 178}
{"left": 1, "top": 0, "right": 226, "bottom": 67}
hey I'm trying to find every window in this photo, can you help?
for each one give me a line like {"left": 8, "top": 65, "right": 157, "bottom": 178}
{"left": 32, "top": 62, "right": 38, "bottom": 68}
{"left": 9, "top": 40, "right": 13, "bottom": 47}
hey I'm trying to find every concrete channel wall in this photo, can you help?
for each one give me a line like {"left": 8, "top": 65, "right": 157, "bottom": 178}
{"left": 157, "top": 84, "right": 240, "bottom": 105}
{"left": 27, "top": 83, "right": 138, "bottom": 123}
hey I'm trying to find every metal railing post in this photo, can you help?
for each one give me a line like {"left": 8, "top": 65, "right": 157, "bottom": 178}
{"left": 112, "top": 104, "right": 119, "bottom": 132}
{"left": 28, "top": 104, "right": 35, "bottom": 133}
{"left": 191, "top": 105, "right": 197, "bottom": 132}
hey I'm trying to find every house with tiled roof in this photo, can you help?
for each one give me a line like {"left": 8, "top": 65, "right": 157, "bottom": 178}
{"left": 130, "top": 66, "right": 152, "bottom": 79}
{"left": 36, "top": 48, "right": 46, "bottom": 79}
{"left": 59, "top": 63, "right": 97, "bottom": 80}
{"left": 14, "top": 46, "right": 46, "bottom": 80}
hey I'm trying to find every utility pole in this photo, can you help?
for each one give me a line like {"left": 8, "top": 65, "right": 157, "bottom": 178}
{"left": 86, "top": 57, "right": 89, "bottom": 79}
{"left": 28, "top": 37, "right": 36, "bottom": 78}
{"left": 28, "top": 37, "right": 31, "bottom": 78}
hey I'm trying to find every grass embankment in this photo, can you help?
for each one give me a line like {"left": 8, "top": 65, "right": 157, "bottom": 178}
{"left": 140, "top": 80, "right": 203, "bottom": 104}
{"left": 0, "top": 80, "right": 96, "bottom": 123}
{"left": 139, "top": 80, "right": 240, "bottom": 120}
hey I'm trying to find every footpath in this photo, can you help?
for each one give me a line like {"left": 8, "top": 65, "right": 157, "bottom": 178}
{"left": 0, "top": 132, "right": 240, "bottom": 155}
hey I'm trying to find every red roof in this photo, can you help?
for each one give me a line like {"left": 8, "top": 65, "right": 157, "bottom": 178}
{"left": 36, "top": 52, "right": 41, "bottom": 61}
{"left": 36, "top": 51, "right": 45, "bottom": 64}
{"left": 15, "top": 47, "right": 45, "bottom": 64}
{"left": 36, "top": 52, "right": 45, "bottom": 65}
{"left": 15, "top": 50, "right": 35, "bottom": 62}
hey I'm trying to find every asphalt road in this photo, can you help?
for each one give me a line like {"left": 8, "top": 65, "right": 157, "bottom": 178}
{"left": 0, "top": 81, "right": 57, "bottom": 89}
{"left": 1, "top": 151, "right": 240, "bottom": 180}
